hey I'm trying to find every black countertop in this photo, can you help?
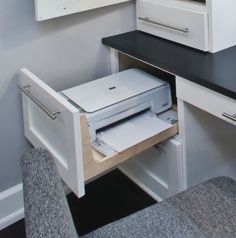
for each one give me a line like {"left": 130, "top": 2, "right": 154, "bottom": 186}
{"left": 102, "top": 31, "right": 236, "bottom": 100}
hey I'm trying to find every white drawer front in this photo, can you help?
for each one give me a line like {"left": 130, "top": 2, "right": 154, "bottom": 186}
{"left": 137, "top": 0, "right": 209, "bottom": 51}
{"left": 176, "top": 77, "right": 236, "bottom": 126}
{"left": 20, "top": 68, "right": 85, "bottom": 198}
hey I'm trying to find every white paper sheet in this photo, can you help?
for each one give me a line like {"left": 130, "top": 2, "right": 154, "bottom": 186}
{"left": 97, "top": 112, "right": 172, "bottom": 152}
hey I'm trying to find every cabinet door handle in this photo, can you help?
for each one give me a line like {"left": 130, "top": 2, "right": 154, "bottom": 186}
{"left": 222, "top": 112, "right": 236, "bottom": 122}
{"left": 17, "top": 84, "right": 62, "bottom": 120}
{"left": 138, "top": 17, "right": 189, "bottom": 34}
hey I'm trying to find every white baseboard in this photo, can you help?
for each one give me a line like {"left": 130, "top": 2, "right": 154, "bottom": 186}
{"left": 0, "top": 183, "right": 24, "bottom": 230}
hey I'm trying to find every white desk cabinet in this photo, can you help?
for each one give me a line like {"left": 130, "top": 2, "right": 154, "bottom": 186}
{"left": 176, "top": 77, "right": 236, "bottom": 189}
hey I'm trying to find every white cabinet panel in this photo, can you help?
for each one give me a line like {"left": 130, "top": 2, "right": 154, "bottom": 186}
{"left": 119, "top": 137, "right": 182, "bottom": 201}
{"left": 35, "top": 0, "right": 132, "bottom": 21}
{"left": 178, "top": 101, "right": 236, "bottom": 188}
{"left": 207, "top": 0, "right": 236, "bottom": 53}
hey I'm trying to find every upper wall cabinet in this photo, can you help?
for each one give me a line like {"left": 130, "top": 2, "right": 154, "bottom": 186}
{"left": 136, "top": 0, "right": 236, "bottom": 53}
{"left": 35, "top": 0, "right": 132, "bottom": 21}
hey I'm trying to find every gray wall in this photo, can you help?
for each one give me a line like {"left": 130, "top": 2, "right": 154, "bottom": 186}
{"left": 0, "top": 0, "right": 135, "bottom": 192}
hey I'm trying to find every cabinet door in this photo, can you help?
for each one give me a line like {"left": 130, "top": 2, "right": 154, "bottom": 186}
{"left": 20, "top": 68, "right": 85, "bottom": 197}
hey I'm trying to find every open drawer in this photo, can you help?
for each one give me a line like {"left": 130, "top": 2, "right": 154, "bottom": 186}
{"left": 19, "top": 68, "right": 178, "bottom": 198}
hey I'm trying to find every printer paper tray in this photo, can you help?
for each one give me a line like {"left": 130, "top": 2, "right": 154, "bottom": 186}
{"left": 94, "top": 111, "right": 172, "bottom": 155}
{"left": 20, "top": 68, "right": 178, "bottom": 199}
{"left": 81, "top": 112, "right": 178, "bottom": 182}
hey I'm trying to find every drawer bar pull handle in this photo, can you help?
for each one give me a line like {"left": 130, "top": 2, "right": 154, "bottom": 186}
{"left": 17, "top": 84, "right": 62, "bottom": 120}
{"left": 138, "top": 17, "right": 189, "bottom": 34}
{"left": 222, "top": 112, "right": 236, "bottom": 122}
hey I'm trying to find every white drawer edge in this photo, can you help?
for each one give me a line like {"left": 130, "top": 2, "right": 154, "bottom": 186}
{"left": 176, "top": 76, "right": 236, "bottom": 126}
{"left": 136, "top": 0, "right": 207, "bottom": 13}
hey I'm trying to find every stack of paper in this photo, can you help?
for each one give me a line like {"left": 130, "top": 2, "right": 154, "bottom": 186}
{"left": 96, "top": 112, "right": 171, "bottom": 153}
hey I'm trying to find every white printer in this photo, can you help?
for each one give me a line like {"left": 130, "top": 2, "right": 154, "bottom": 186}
{"left": 62, "top": 68, "right": 173, "bottom": 155}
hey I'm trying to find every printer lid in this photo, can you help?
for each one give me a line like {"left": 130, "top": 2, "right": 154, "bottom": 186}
{"left": 61, "top": 68, "right": 166, "bottom": 113}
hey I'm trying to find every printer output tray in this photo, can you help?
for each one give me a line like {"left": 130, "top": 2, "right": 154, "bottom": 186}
{"left": 93, "top": 111, "right": 172, "bottom": 156}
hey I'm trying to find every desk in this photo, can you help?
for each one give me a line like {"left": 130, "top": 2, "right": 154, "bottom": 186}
{"left": 102, "top": 31, "right": 236, "bottom": 99}
{"left": 102, "top": 30, "right": 236, "bottom": 197}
